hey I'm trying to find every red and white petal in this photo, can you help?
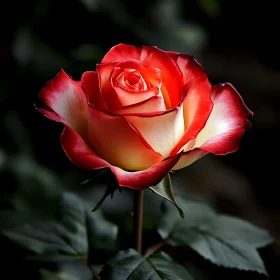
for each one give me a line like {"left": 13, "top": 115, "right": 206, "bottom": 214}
{"left": 170, "top": 55, "right": 212, "bottom": 155}
{"left": 198, "top": 127, "right": 247, "bottom": 154}
{"left": 114, "top": 96, "right": 166, "bottom": 114}
{"left": 97, "top": 60, "right": 161, "bottom": 111}
{"left": 171, "top": 149, "right": 208, "bottom": 170}
{"left": 113, "top": 86, "right": 160, "bottom": 108}
{"left": 125, "top": 106, "right": 185, "bottom": 157}
{"left": 61, "top": 125, "right": 181, "bottom": 190}
{"left": 81, "top": 71, "right": 107, "bottom": 110}
{"left": 61, "top": 125, "right": 109, "bottom": 170}
{"left": 96, "top": 62, "right": 123, "bottom": 110}
{"left": 111, "top": 59, "right": 162, "bottom": 89}
{"left": 97, "top": 59, "right": 162, "bottom": 110}
{"left": 87, "top": 106, "right": 163, "bottom": 171}
{"left": 36, "top": 108, "right": 61, "bottom": 123}
{"left": 113, "top": 153, "right": 181, "bottom": 190}
{"left": 166, "top": 52, "right": 197, "bottom": 84}
{"left": 101, "top": 44, "right": 184, "bottom": 108}
{"left": 101, "top": 44, "right": 142, "bottom": 63}
{"left": 38, "top": 69, "right": 88, "bottom": 138}
{"left": 192, "top": 83, "right": 253, "bottom": 154}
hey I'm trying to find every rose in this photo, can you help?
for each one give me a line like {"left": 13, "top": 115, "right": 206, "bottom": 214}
{"left": 37, "top": 44, "right": 253, "bottom": 190}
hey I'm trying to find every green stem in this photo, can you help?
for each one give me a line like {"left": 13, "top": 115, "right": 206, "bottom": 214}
{"left": 133, "top": 190, "right": 143, "bottom": 254}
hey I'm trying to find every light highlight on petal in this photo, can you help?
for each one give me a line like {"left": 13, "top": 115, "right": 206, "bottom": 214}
{"left": 87, "top": 106, "right": 163, "bottom": 171}
{"left": 114, "top": 96, "right": 166, "bottom": 114}
{"left": 169, "top": 55, "right": 212, "bottom": 155}
{"left": 125, "top": 106, "right": 185, "bottom": 157}
{"left": 172, "top": 149, "right": 208, "bottom": 170}
{"left": 61, "top": 125, "right": 182, "bottom": 189}
{"left": 38, "top": 69, "right": 88, "bottom": 138}
{"left": 192, "top": 83, "right": 253, "bottom": 154}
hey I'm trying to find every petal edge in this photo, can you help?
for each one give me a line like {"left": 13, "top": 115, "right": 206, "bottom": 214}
{"left": 61, "top": 125, "right": 182, "bottom": 189}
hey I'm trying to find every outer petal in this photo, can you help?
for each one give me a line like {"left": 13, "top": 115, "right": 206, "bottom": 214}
{"left": 61, "top": 125, "right": 182, "bottom": 189}
{"left": 87, "top": 106, "right": 163, "bottom": 171}
{"left": 37, "top": 69, "right": 88, "bottom": 138}
{"left": 125, "top": 106, "right": 185, "bottom": 157}
{"left": 169, "top": 55, "right": 213, "bottom": 155}
{"left": 114, "top": 96, "right": 166, "bottom": 114}
{"left": 81, "top": 71, "right": 107, "bottom": 110}
{"left": 101, "top": 44, "right": 184, "bottom": 108}
{"left": 192, "top": 83, "right": 253, "bottom": 154}
{"left": 166, "top": 52, "right": 195, "bottom": 84}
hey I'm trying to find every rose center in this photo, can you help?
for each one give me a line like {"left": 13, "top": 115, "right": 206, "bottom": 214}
{"left": 126, "top": 74, "right": 139, "bottom": 86}
{"left": 116, "top": 70, "right": 147, "bottom": 92}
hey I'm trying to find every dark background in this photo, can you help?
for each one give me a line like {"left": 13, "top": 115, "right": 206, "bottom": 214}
{"left": 1, "top": 0, "right": 280, "bottom": 278}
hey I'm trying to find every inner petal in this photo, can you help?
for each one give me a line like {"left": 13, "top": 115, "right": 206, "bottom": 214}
{"left": 126, "top": 73, "right": 140, "bottom": 86}
{"left": 125, "top": 106, "right": 185, "bottom": 157}
{"left": 98, "top": 59, "right": 164, "bottom": 110}
{"left": 110, "top": 65, "right": 161, "bottom": 108}
{"left": 116, "top": 69, "right": 148, "bottom": 92}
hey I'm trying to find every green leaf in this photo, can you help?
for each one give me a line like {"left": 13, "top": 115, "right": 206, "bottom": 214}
{"left": 87, "top": 207, "right": 118, "bottom": 252}
{"left": 39, "top": 261, "right": 94, "bottom": 280}
{"left": 92, "top": 172, "right": 120, "bottom": 212}
{"left": 40, "top": 269, "right": 79, "bottom": 280}
{"left": 212, "top": 215, "right": 273, "bottom": 249}
{"left": 150, "top": 174, "right": 184, "bottom": 218}
{"left": 157, "top": 196, "right": 273, "bottom": 275}
{"left": 158, "top": 196, "right": 215, "bottom": 240}
{"left": 0, "top": 192, "right": 118, "bottom": 261}
{"left": 100, "top": 249, "right": 194, "bottom": 280}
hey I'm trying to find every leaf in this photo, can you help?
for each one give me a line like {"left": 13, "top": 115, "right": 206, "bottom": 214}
{"left": 0, "top": 192, "right": 118, "bottom": 262}
{"left": 150, "top": 174, "right": 184, "bottom": 218}
{"left": 87, "top": 208, "right": 118, "bottom": 252}
{"left": 178, "top": 230, "right": 267, "bottom": 275}
{"left": 2, "top": 151, "right": 63, "bottom": 219}
{"left": 92, "top": 173, "right": 120, "bottom": 212}
{"left": 157, "top": 196, "right": 273, "bottom": 275}
{"left": 39, "top": 261, "right": 93, "bottom": 280}
{"left": 158, "top": 196, "right": 215, "bottom": 240}
{"left": 40, "top": 269, "right": 79, "bottom": 280}
{"left": 99, "top": 249, "right": 194, "bottom": 280}
{"left": 213, "top": 215, "right": 273, "bottom": 249}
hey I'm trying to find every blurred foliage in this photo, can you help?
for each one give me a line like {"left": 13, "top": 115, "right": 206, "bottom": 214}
{"left": 158, "top": 196, "right": 272, "bottom": 275}
{"left": 100, "top": 250, "right": 195, "bottom": 279}
{"left": 1, "top": 0, "right": 280, "bottom": 279}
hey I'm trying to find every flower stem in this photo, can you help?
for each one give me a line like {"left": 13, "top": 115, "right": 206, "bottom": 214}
{"left": 133, "top": 189, "right": 143, "bottom": 254}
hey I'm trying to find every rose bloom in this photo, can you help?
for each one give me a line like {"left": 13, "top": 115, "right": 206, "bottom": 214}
{"left": 37, "top": 44, "right": 253, "bottom": 189}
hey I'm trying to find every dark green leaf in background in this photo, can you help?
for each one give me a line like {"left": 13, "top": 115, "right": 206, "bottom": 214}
{"left": 157, "top": 196, "right": 273, "bottom": 275}
{"left": 0, "top": 192, "right": 118, "bottom": 262}
{"left": 39, "top": 260, "right": 94, "bottom": 280}
{"left": 40, "top": 269, "right": 80, "bottom": 280}
{"left": 100, "top": 249, "right": 194, "bottom": 280}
